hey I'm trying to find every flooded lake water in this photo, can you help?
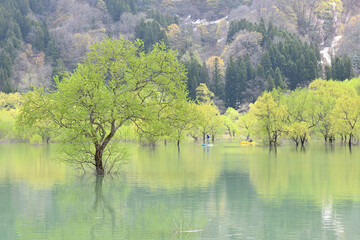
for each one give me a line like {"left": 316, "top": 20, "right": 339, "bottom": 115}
{"left": 1, "top": 142, "right": 360, "bottom": 239}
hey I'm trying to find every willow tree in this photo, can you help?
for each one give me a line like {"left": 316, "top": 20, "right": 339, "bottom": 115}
{"left": 308, "top": 79, "right": 345, "bottom": 143}
{"left": 192, "top": 103, "right": 223, "bottom": 143}
{"left": 249, "top": 90, "right": 288, "bottom": 146}
{"left": 18, "top": 38, "right": 188, "bottom": 174}
{"left": 331, "top": 94, "right": 360, "bottom": 146}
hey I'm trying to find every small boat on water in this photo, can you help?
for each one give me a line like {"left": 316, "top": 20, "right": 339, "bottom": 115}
{"left": 240, "top": 141, "right": 255, "bottom": 145}
{"left": 202, "top": 144, "right": 214, "bottom": 147}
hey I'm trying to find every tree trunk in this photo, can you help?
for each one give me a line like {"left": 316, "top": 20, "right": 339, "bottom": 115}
{"left": 292, "top": 137, "right": 299, "bottom": 146}
{"left": 95, "top": 148, "right": 105, "bottom": 175}
{"left": 274, "top": 134, "right": 278, "bottom": 146}
{"left": 300, "top": 136, "right": 306, "bottom": 147}
{"left": 93, "top": 175, "right": 104, "bottom": 210}
{"left": 349, "top": 134, "right": 353, "bottom": 146}
{"left": 227, "top": 127, "right": 231, "bottom": 137}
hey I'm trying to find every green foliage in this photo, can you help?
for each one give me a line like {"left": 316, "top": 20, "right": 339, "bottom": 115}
{"left": 211, "top": 57, "right": 225, "bottom": 99}
{"left": 0, "top": 109, "right": 18, "bottom": 140}
{"left": 314, "top": 0, "right": 343, "bottom": 19}
{"left": 285, "top": 122, "right": 310, "bottom": 146}
{"left": 274, "top": 67, "right": 287, "bottom": 89}
{"left": 330, "top": 94, "right": 360, "bottom": 145}
{"left": 16, "top": 89, "right": 54, "bottom": 143}
{"left": 224, "top": 55, "right": 252, "bottom": 108}
{"left": 165, "top": 101, "right": 199, "bottom": 146}
{"left": 196, "top": 83, "right": 214, "bottom": 104}
{"left": 191, "top": 103, "right": 224, "bottom": 142}
{"left": 0, "top": 92, "right": 24, "bottom": 141}
{"left": 29, "top": 134, "right": 42, "bottom": 144}
{"left": 224, "top": 107, "right": 239, "bottom": 121}
{"left": 245, "top": 77, "right": 360, "bottom": 146}
{"left": 134, "top": 19, "right": 169, "bottom": 53}
{"left": 227, "top": 18, "right": 276, "bottom": 44}
{"left": 105, "top": 0, "right": 136, "bottom": 21}
{"left": 51, "top": 58, "right": 67, "bottom": 82}
{"left": 308, "top": 79, "right": 346, "bottom": 142}
{"left": 18, "top": 38, "right": 188, "bottom": 174}
{"left": 183, "top": 55, "right": 209, "bottom": 100}
{"left": 0, "top": 92, "right": 23, "bottom": 109}
{"left": 0, "top": 0, "right": 52, "bottom": 91}
{"left": 147, "top": 9, "right": 179, "bottom": 28}
{"left": 224, "top": 57, "right": 237, "bottom": 108}
{"left": 328, "top": 55, "right": 355, "bottom": 81}
{"left": 222, "top": 115, "right": 237, "bottom": 137}
{"left": 224, "top": 19, "right": 320, "bottom": 108}
{"left": 249, "top": 89, "right": 288, "bottom": 146}
{"left": 134, "top": 11, "right": 178, "bottom": 53}
{"left": 237, "top": 113, "right": 253, "bottom": 140}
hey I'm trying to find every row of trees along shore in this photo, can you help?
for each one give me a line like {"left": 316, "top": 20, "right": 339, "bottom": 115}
{"left": 11, "top": 76, "right": 360, "bottom": 149}
{"left": 0, "top": 37, "right": 355, "bottom": 174}
{"left": 248, "top": 78, "right": 360, "bottom": 147}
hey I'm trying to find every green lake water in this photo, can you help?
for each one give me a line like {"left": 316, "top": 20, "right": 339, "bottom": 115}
{"left": 1, "top": 142, "right": 360, "bottom": 239}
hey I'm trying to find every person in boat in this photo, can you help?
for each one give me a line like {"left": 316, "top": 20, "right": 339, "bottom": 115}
{"left": 206, "top": 133, "right": 210, "bottom": 144}
{"left": 246, "top": 135, "right": 253, "bottom": 142}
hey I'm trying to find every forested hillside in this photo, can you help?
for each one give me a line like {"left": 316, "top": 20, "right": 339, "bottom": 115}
{"left": 1, "top": 0, "right": 359, "bottom": 110}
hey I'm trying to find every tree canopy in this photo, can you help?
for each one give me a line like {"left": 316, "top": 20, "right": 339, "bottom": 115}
{"left": 18, "top": 38, "right": 188, "bottom": 174}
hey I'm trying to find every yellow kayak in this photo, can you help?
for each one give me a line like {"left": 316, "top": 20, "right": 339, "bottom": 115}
{"left": 241, "top": 141, "right": 255, "bottom": 145}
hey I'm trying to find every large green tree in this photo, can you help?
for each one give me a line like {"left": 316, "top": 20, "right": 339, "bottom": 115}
{"left": 18, "top": 38, "right": 188, "bottom": 174}
{"left": 249, "top": 90, "right": 288, "bottom": 146}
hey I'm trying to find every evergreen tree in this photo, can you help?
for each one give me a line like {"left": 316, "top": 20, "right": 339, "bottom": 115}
{"left": 325, "top": 65, "right": 332, "bottom": 80}
{"left": 295, "top": 55, "right": 306, "bottom": 88}
{"left": 236, "top": 56, "right": 247, "bottom": 106}
{"left": 212, "top": 57, "right": 224, "bottom": 99}
{"left": 225, "top": 57, "right": 237, "bottom": 108}
{"left": 256, "top": 64, "right": 265, "bottom": 79}
{"left": 332, "top": 56, "right": 343, "bottom": 81}
{"left": 258, "top": 18, "right": 267, "bottom": 47}
{"left": 267, "top": 75, "right": 275, "bottom": 91}
{"left": 51, "top": 59, "right": 66, "bottom": 82}
{"left": 226, "top": 19, "right": 322, "bottom": 94}
{"left": 135, "top": 19, "right": 169, "bottom": 52}
{"left": 183, "top": 56, "right": 209, "bottom": 100}
{"left": 46, "top": 39, "right": 60, "bottom": 62}
{"left": 343, "top": 55, "right": 354, "bottom": 80}
{"left": 328, "top": 55, "right": 354, "bottom": 81}
{"left": 105, "top": 0, "right": 133, "bottom": 21}
{"left": 274, "top": 67, "right": 287, "bottom": 89}
{"left": 244, "top": 53, "right": 254, "bottom": 81}
{"left": 261, "top": 51, "right": 272, "bottom": 77}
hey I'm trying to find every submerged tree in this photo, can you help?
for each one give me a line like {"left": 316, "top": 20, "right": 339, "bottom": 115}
{"left": 249, "top": 90, "right": 288, "bottom": 146}
{"left": 18, "top": 38, "right": 188, "bottom": 174}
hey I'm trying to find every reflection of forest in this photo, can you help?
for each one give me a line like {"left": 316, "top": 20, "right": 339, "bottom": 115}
{"left": 0, "top": 144, "right": 67, "bottom": 188}
{"left": 127, "top": 143, "right": 225, "bottom": 190}
{"left": 247, "top": 145, "right": 360, "bottom": 202}
{"left": 2, "top": 144, "right": 360, "bottom": 239}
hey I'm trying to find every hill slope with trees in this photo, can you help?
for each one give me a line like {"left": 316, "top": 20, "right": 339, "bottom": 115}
{"left": 0, "top": 0, "right": 359, "bottom": 110}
